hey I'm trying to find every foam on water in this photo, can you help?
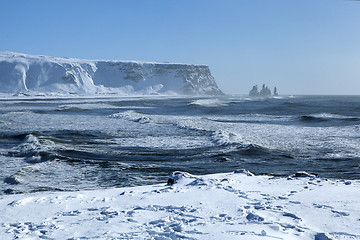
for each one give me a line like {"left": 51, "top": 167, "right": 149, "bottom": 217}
{"left": 110, "top": 110, "right": 153, "bottom": 124}
{"left": 110, "top": 98, "right": 360, "bottom": 161}
{"left": 189, "top": 98, "right": 228, "bottom": 107}
{"left": 1, "top": 95, "right": 360, "bottom": 195}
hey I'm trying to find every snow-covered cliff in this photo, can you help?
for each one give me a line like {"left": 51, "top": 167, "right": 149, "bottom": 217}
{"left": 0, "top": 52, "right": 223, "bottom": 96}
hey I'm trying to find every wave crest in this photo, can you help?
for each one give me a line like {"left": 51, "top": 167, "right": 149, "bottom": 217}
{"left": 110, "top": 110, "right": 152, "bottom": 124}
{"left": 299, "top": 113, "right": 360, "bottom": 124}
{"left": 189, "top": 99, "right": 227, "bottom": 107}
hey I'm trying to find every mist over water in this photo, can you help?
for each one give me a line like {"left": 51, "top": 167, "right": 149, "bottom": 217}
{"left": 0, "top": 95, "right": 359, "bottom": 195}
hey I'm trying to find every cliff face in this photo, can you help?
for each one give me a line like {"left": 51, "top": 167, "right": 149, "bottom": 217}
{"left": 0, "top": 52, "right": 223, "bottom": 95}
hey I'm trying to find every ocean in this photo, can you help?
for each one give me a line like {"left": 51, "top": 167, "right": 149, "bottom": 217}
{"left": 0, "top": 95, "right": 359, "bottom": 195}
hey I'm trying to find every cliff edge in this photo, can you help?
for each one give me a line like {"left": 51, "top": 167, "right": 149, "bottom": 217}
{"left": 0, "top": 52, "right": 223, "bottom": 96}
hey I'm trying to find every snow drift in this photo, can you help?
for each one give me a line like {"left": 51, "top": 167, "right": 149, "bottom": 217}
{"left": 0, "top": 52, "right": 223, "bottom": 96}
{"left": 1, "top": 170, "right": 359, "bottom": 239}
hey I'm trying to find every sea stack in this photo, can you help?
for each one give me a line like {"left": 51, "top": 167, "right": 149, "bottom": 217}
{"left": 249, "top": 84, "right": 276, "bottom": 97}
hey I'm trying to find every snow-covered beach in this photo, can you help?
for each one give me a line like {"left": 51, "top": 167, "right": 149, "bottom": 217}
{"left": 1, "top": 170, "right": 359, "bottom": 240}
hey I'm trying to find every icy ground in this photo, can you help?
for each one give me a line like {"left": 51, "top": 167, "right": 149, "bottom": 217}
{"left": 0, "top": 170, "right": 359, "bottom": 240}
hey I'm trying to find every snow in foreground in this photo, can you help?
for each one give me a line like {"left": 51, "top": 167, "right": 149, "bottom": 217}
{"left": 0, "top": 170, "right": 359, "bottom": 240}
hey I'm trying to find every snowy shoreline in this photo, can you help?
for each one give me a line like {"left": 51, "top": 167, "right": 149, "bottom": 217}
{"left": 1, "top": 170, "right": 359, "bottom": 240}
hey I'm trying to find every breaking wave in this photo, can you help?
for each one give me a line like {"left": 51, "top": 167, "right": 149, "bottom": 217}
{"left": 211, "top": 130, "right": 244, "bottom": 146}
{"left": 12, "top": 134, "right": 58, "bottom": 164}
{"left": 1, "top": 95, "right": 360, "bottom": 195}
{"left": 110, "top": 110, "right": 152, "bottom": 124}
{"left": 299, "top": 113, "right": 360, "bottom": 125}
{"left": 189, "top": 99, "right": 228, "bottom": 107}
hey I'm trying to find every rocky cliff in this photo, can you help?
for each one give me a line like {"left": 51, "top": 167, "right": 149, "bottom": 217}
{"left": 0, "top": 52, "right": 223, "bottom": 96}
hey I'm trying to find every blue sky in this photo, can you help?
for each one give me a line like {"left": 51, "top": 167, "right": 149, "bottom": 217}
{"left": 1, "top": 0, "right": 360, "bottom": 95}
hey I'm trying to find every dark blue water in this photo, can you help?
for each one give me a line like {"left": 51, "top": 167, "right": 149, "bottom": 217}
{"left": 0, "top": 95, "right": 359, "bottom": 194}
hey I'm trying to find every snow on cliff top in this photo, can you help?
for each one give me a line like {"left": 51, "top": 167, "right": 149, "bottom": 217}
{"left": 0, "top": 51, "right": 205, "bottom": 66}
{"left": 0, "top": 52, "right": 222, "bottom": 96}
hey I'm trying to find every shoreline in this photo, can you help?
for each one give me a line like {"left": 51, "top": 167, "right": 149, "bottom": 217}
{"left": 1, "top": 170, "right": 359, "bottom": 239}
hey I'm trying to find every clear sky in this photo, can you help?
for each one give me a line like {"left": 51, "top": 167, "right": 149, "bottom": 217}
{"left": 1, "top": 0, "right": 360, "bottom": 95}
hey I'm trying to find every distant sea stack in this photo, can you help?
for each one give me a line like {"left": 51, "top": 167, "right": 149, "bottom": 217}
{"left": 249, "top": 84, "right": 279, "bottom": 97}
{"left": 0, "top": 52, "right": 223, "bottom": 96}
